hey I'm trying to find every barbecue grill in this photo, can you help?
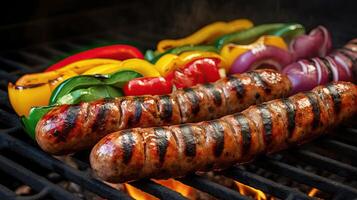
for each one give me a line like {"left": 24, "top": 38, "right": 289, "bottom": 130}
{"left": 1, "top": 0, "right": 357, "bottom": 199}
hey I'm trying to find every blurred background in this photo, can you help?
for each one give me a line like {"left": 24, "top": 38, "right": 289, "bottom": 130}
{"left": 0, "top": 0, "right": 356, "bottom": 50}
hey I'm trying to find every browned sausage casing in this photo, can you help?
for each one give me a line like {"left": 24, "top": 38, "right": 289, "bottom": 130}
{"left": 36, "top": 69, "right": 291, "bottom": 155}
{"left": 90, "top": 82, "right": 357, "bottom": 183}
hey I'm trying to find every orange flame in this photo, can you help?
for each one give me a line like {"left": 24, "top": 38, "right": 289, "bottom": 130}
{"left": 124, "top": 183, "right": 158, "bottom": 200}
{"left": 154, "top": 179, "right": 194, "bottom": 198}
{"left": 124, "top": 179, "right": 195, "bottom": 200}
{"left": 234, "top": 181, "right": 267, "bottom": 200}
{"left": 308, "top": 188, "right": 320, "bottom": 197}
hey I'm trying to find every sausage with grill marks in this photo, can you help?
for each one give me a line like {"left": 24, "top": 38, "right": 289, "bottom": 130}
{"left": 36, "top": 69, "right": 291, "bottom": 155}
{"left": 90, "top": 81, "right": 357, "bottom": 183}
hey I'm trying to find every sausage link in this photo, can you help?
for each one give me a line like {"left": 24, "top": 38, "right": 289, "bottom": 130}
{"left": 36, "top": 69, "right": 291, "bottom": 155}
{"left": 90, "top": 81, "right": 357, "bottom": 183}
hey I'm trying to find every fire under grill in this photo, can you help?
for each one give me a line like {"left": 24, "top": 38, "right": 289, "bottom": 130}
{"left": 1, "top": 30, "right": 357, "bottom": 200}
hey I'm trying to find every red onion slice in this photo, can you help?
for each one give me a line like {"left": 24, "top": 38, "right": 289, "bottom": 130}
{"left": 230, "top": 45, "right": 292, "bottom": 74}
{"left": 289, "top": 26, "right": 332, "bottom": 61}
{"left": 282, "top": 60, "right": 319, "bottom": 94}
{"left": 329, "top": 54, "right": 353, "bottom": 82}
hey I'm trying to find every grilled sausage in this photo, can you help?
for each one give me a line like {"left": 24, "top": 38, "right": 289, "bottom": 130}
{"left": 36, "top": 69, "right": 291, "bottom": 155}
{"left": 90, "top": 81, "right": 357, "bottom": 183}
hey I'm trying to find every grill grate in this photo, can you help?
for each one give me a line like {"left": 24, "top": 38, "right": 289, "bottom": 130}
{"left": 0, "top": 31, "right": 356, "bottom": 200}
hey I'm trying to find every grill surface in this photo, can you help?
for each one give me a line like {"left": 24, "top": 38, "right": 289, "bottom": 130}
{"left": 1, "top": 28, "right": 357, "bottom": 200}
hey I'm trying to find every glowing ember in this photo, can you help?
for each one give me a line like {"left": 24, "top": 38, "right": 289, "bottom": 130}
{"left": 234, "top": 181, "right": 268, "bottom": 200}
{"left": 308, "top": 188, "right": 320, "bottom": 197}
{"left": 124, "top": 183, "right": 158, "bottom": 200}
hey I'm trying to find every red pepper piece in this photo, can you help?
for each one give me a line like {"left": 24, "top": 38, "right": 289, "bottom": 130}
{"left": 123, "top": 77, "right": 173, "bottom": 96}
{"left": 165, "top": 57, "right": 221, "bottom": 89}
{"left": 45, "top": 44, "right": 144, "bottom": 71}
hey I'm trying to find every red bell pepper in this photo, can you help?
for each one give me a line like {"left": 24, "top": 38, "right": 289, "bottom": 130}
{"left": 45, "top": 44, "right": 144, "bottom": 71}
{"left": 165, "top": 57, "right": 221, "bottom": 89}
{"left": 123, "top": 77, "right": 172, "bottom": 96}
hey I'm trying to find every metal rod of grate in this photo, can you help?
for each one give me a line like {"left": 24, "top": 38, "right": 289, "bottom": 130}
{"left": 0, "top": 33, "right": 357, "bottom": 200}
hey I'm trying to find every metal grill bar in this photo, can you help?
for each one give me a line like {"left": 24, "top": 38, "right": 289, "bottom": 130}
{"left": 0, "top": 130, "right": 133, "bottom": 200}
{"left": 0, "top": 57, "right": 33, "bottom": 73}
{"left": 295, "top": 149, "right": 357, "bottom": 178}
{"left": 178, "top": 175, "right": 251, "bottom": 200}
{"left": 256, "top": 159, "right": 357, "bottom": 199}
{"left": 222, "top": 166, "right": 312, "bottom": 200}
{"left": 0, "top": 184, "right": 15, "bottom": 200}
{"left": 130, "top": 180, "right": 186, "bottom": 200}
{"left": 0, "top": 155, "right": 76, "bottom": 200}
{"left": 319, "top": 139, "right": 357, "bottom": 159}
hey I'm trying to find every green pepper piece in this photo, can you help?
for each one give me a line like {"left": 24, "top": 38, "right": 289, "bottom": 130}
{"left": 214, "top": 23, "right": 287, "bottom": 50}
{"left": 146, "top": 45, "right": 218, "bottom": 63}
{"left": 50, "top": 75, "right": 107, "bottom": 104}
{"left": 105, "top": 70, "right": 142, "bottom": 88}
{"left": 269, "top": 24, "right": 305, "bottom": 44}
{"left": 50, "top": 70, "right": 142, "bottom": 105}
{"left": 21, "top": 105, "right": 56, "bottom": 139}
{"left": 56, "top": 85, "right": 123, "bottom": 105}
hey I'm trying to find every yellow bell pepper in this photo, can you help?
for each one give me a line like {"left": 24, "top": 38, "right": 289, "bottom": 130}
{"left": 16, "top": 59, "right": 121, "bottom": 85}
{"left": 157, "top": 19, "right": 253, "bottom": 52}
{"left": 154, "top": 54, "right": 179, "bottom": 76}
{"left": 154, "top": 51, "right": 228, "bottom": 76}
{"left": 8, "top": 70, "right": 78, "bottom": 116}
{"left": 10, "top": 58, "right": 120, "bottom": 116}
{"left": 83, "top": 59, "right": 161, "bottom": 77}
{"left": 8, "top": 82, "right": 52, "bottom": 117}
{"left": 9, "top": 58, "right": 161, "bottom": 116}
{"left": 220, "top": 35, "right": 288, "bottom": 68}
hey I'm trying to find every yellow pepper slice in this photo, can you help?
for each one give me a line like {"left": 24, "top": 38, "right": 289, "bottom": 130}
{"left": 220, "top": 35, "right": 288, "bottom": 68}
{"left": 154, "top": 54, "right": 179, "bottom": 76}
{"left": 16, "top": 59, "right": 121, "bottom": 85}
{"left": 157, "top": 19, "right": 253, "bottom": 52}
{"left": 154, "top": 51, "right": 228, "bottom": 76}
{"left": 83, "top": 59, "right": 161, "bottom": 77}
{"left": 8, "top": 83, "right": 52, "bottom": 117}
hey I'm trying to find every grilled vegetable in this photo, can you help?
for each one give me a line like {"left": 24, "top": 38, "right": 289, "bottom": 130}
{"left": 50, "top": 71, "right": 142, "bottom": 105}
{"left": 289, "top": 26, "right": 332, "bottom": 61}
{"left": 35, "top": 69, "right": 292, "bottom": 155}
{"left": 90, "top": 81, "right": 357, "bottom": 183}
{"left": 283, "top": 39, "right": 356, "bottom": 94}
{"left": 145, "top": 45, "right": 219, "bottom": 63}
{"left": 45, "top": 44, "right": 143, "bottom": 71}
{"left": 220, "top": 35, "right": 288, "bottom": 68}
{"left": 154, "top": 51, "right": 227, "bottom": 76}
{"left": 215, "top": 23, "right": 304, "bottom": 50}
{"left": 230, "top": 45, "right": 292, "bottom": 74}
{"left": 165, "top": 57, "right": 221, "bottom": 89}
{"left": 157, "top": 19, "right": 253, "bottom": 52}
{"left": 123, "top": 77, "right": 172, "bottom": 96}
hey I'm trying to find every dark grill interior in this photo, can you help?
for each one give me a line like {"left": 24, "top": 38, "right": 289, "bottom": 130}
{"left": 1, "top": 1, "right": 357, "bottom": 199}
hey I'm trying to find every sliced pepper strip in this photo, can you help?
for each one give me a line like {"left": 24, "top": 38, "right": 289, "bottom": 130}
{"left": 16, "top": 59, "right": 121, "bottom": 85}
{"left": 154, "top": 51, "right": 228, "bottom": 76}
{"left": 82, "top": 59, "right": 160, "bottom": 77}
{"left": 157, "top": 19, "right": 253, "bottom": 52}
{"left": 220, "top": 35, "right": 288, "bottom": 67}
{"left": 45, "top": 44, "right": 143, "bottom": 71}
{"left": 215, "top": 23, "right": 305, "bottom": 50}
{"left": 145, "top": 45, "right": 218, "bottom": 63}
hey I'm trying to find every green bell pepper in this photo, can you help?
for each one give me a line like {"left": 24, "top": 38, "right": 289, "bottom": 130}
{"left": 50, "top": 70, "right": 142, "bottom": 105}
{"left": 214, "top": 23, "right": 305, "bottom": 50}
{"left": 145, "top": 45, "right": 219, "bottom": 63}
